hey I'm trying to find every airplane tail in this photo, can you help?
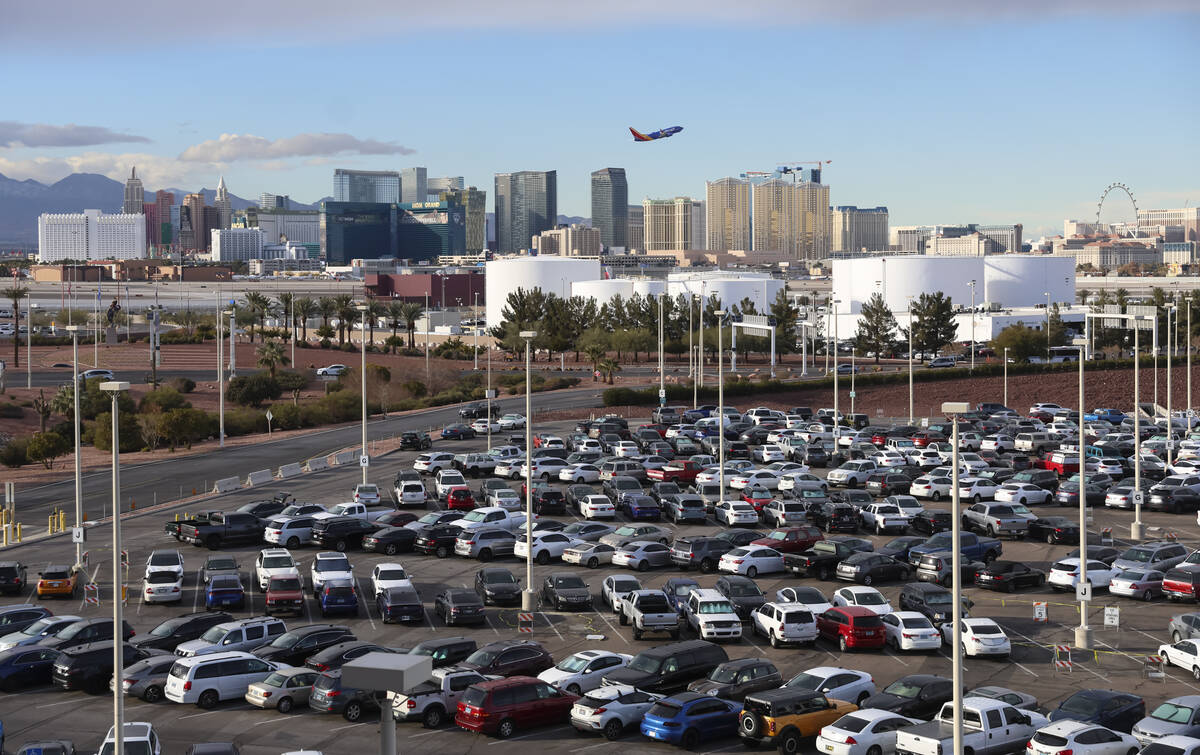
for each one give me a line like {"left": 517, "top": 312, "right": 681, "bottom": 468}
{"left": 629, "top": 127, "right": 652, "bottom": 142}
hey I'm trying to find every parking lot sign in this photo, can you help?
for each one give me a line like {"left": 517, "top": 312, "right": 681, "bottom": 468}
{"left": 1104, "top": 605, "right": 1120, "bottom": 627}
{"left": 1033, "top": 602, "right": 1048, "bottom": 622}
{"left": 359, "top": 455, "right": 369, "bottom": 468}
{"left": 1076, "top": 581, "right": 1093, "bottom": 602}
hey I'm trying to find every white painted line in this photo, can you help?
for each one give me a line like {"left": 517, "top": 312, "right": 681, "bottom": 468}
{"left": 36, "top": 698, "right": 85, "bottom": 709}
{"left": 1013, "top": 661, "right": 1040, "bottom": 678}
{"left": 178, "top": 710, "right": 223, "bottom": 720}
{"left": 409, "top": 729, "right": 459, "bottom": 738}
{"left": 358, "top": 577, "right": 377, "bottom": 630}
{"left": 568, "top": 743, "right": 611, "bottom": 753}
{"left": 884, "top": 650, "right": 910, "bottom": 667}
{"left": 329, "top": 721, "right": 366, "bottom": 732}
{"left": 592, "top": 609, "right": 628, "bottom": 645}
{"left": 485, "top": 614, "right": 500, "bottom": 635}
{"left": 425, "top": 608, "right": 437, "bottom": 631}
{"left": 488, "top": 726, "right": 570, "bottom": 744}
{"left": 541, "top": 611, "right": 565, "bottom": 641}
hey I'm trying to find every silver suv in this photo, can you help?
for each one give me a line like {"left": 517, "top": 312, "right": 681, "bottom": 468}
{"left": 962, "top": 502, "right": 1035, "bottom": 539}
{"left": 454, "top": 528, "right": 517, "bottom": 561}
{"left": 173, "top": 616, "right": 286, "bottom": 657}
{"left": 1112, "top": 541, "right": 1190, "bottom": 573}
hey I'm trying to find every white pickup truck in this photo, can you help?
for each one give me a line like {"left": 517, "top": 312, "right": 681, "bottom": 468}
{"left": 392, "top": 667, "right": 496, "bottom": 729}
{"left": 310, "top": 501, "right": 397, "bottom": 523}
{"left": 453, "top": 506, "right": 529, "bottom": 534}
{"left": 616, "top": 589, "right": 681, "bottom": 641}
{"left": 895, "top": 697, "right": 1048, "bottom": 755}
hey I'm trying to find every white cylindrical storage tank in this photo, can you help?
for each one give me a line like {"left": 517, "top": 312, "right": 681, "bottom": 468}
{"left": 698, "top": 277, "right": 785, "bottom": 313}
{"left": 572, "top": 279, "right": 633, "bottom": 308}
{"left": 833, "top": 257, "right": 985, "bottom": 314}
{"left": 983, "top": 256, "right": 1075, "bottom": 308}
{"left": 485, "top": 256, "right": 601, "bottom": 328}
{"left": 629, "top": 279, "right": 667, "bottom": 300}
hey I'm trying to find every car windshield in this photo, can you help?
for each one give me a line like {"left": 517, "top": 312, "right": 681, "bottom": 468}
{"left": 629, "top": 655, "right": 663, "bottom": 673}
{"left": 900, "top": 615, "right": 934, "bottom": 629}
{"left": 270, "top": 577, "right": 302, "bottom": 591}
{"left": 766, "top": 532, "right": 790, "bottom": 541}
{"left": 207, "top": 557, "right": 237, "bottom": 570}
{"left": 852, "top": 590, "right": 887, "bottom": 605}
{"left": 1121, "top": 548, "right": 1154, "bottom": 562}
{"left": 554, "top": 576, "right": 586, "bottom": 589}
{"left": 708, "top": 664, "right": 742, "bottom": 683}
{"left": 1139, "top": 745, "right": 1190, "bottom": 755}
{"left": 262, "top": 556, "right": 293, "bottom": 569}
{"left": 1059, "top": 693, "right": 1104, "bottom": 716}
{"left": 614, "top": 527, "right": 637, "bottom": 536}
{"left": 377, "top": 569, "right": 407, "bottom": 581}
{"left": 1010, "top": 504, "right": 1032, "bottom": 515}
{"left": 262, "top": 671, "right": 292, "bottom": 687}
{"left": 1150, "top": 702, "right": 1197, "bottom": 723}
{"left": 484, "top": 572, "right": 516, "bottom": 584}
{"left": 19, "top": 617, "right": 57, "bottom": 636}
{"left": 556, "top": 654, "right": 594, "bottom": 672}
{"left": 314, "top": 558, "right": 350, "bottom": 572}
{"left": 199, "top": 626, "right": 227, "bottom": 643}
{"left": 971, "top": 621, "right": 1003, "bottom": 636}
{"left": 1119, "top": 570, "right": 1152, "bottom": 581}
{"left": 724, "top": 583, "right": 760, "bottom": 597}
{"left": 327, "top": 586, "right": 354, "bottom": 599}
{"left": 465, "top": 648, "right": 497, "bottom": 666}
{"left": 148, "top": 553, "right": 179, "bottom": 566}
{"left": 699, "top": 600, "right": 735, "bottom": 614}
{"left": 612, "top": 579, "right": 640, "bottom": 593}
{"left": 785, "top": 672, "right": 824, "bottom": 689}
{"left": 148, "top": 619, "right": 185, "bottom": 638}
{"left": 883, "top": 680, "right": 925, "bottom": 698}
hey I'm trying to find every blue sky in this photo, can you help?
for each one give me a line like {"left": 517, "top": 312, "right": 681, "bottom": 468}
{"left": 1, "top": 1, "right": 1197, "bottom": 237}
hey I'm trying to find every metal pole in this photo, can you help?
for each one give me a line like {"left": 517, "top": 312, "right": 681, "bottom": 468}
{"left": 1189, "top": 300, "right": 1194, "bottom": 423}
{"left": 359, "top": 305, "right": 369, "bottom": 486}
{"left": 658, "top": 294, "right": 665, "bottom": 407}
{"left": 1076, "top": 343, "right": 1091, "bottom": 649}
{"left": 1133, "top": 324, "right": 1144, "bottom": 540}
{"left": 219, "top": 310, "right": 228, "bottom": 448}
{"left": 1003, "top": 348, "right": 1009, "bottom": 409}
{"left": 970, "top": 281, "right": 976, "bottom": 371}
{"left": 290, "top": 295, "right": 295, "bottom": 370}
{"left": 381, "top": 694, "right": 396, "bottom": 754}
{"left": 103, "top": 381, "right": 129, "bottom": 755}
{"left": 229, "top": 310, "right": 237, "bottom": 377}
{"left": 688, "top": 295, "right": 694, "bottom": 379}
{"left": 520, "top": 331, "right": 537, "bottom": 612}
{"left": 69, "top": 326, "right": 82, "bottom": 567}
{"left": 832, "top": 301, "right": 840, "bottom": 429}
{"left": 1045, "top": 292, "right": 1051, "bottom": 361}
{"left": 94, "top": 282, "right": 99, "bottom": 367}
{"left": 949, "top": 409, "right": 963, "bottom": 755}
{"left": 908, "top": 304, "right": 914, "bottom": 424}
{"left": 473, "top": 292, "right": 479, "bottom": 371}
{"left": 698, "top": 285, "right": 704, "bottom": 389}
{"left": 25, "top": 301, "right": 32, "bottom": 389}
{"left": 717, "top": 312, "right": 726, "bottom": 500}
{"left": 851, "top": 348, "right": 856, "bottom": 415}
{"left": 1168, "top": 307, "right": 1175, "bottom": 468}
{"left": 486, "top": 335, "right": 492, "bottom": 453}
{"left": 424, "top": 293, "right": 430, "bottom": 383}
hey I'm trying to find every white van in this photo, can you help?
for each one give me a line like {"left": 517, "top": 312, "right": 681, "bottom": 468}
{"left": 164, "top": 651, "right": 281, "bottom": 708}
{"left": 1014, "top": 432, "right": 1054, "bottom": 454}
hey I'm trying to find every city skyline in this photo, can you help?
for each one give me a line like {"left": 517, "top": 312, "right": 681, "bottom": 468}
{"left": 1, "top": 4, "right": 1196, "bottom": 238}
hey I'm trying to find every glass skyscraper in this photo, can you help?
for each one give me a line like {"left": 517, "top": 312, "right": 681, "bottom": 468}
{"left": 591, "top": 168, "right": 628, "bottom": 250}
{"left": 333, "top": 169, "right": 401, "bottom": 204}
{"left": 494, "top": 171, "right": 557, "bottom": 254}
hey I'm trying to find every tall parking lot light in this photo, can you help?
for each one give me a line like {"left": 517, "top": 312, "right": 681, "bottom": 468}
{"left": 907, "top": 296, "right": 914, "bottom": 424}
{"left": 220, "top": 309, "right": 233, "bottom": 448}
{"left": 831, "top": 299, "right": 841, "bottom": 431}
{"left": 101, "top": 380, "right": 130, "bottom": 755}
{"left": 520, "top": 330, "right": 538, "bottom": 612}
{"left": 715, "top": 311, "right": 726, "bottom": 499}
{"left": 357, "top": 303, "right": 369, "bottom": 487}
{"left": 1003, "top": 347, "right": 1009, "bottom": 409}
{"left": 67, "top": 325, "right": 83, "bottom": 567}
{"left": 1132, "top": 318, "right": 1145, "bottom": 541}
{"left": 1168, "top": 306, "right": 1177, "bottom": 469}
{"left": 942, "top": 400, "right": 970, "bottom": 755}
{"left": 1074, "top": 338, "right": 1092, "bottom": 650}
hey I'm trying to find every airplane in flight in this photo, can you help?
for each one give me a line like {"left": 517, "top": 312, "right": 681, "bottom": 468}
{"left": 629, "top": 125, "right": 683, "bottom": 142}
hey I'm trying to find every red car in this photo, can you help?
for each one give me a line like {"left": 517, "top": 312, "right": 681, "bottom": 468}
{"left": 741, "top": 487, "right": 773, "bottom": 512}
{"left": 638, "top": 423, "right": 669, "bottom": 439}
{"left": 816, "top": 606, "right": 887, "bottom": 651}
{"left": 456, "top": 676, "right": 578, "bottom": 739}
{"left": 446, "top": 487, "right": 476, "bottom": 511}
{"left": 751, "top": 526, "right": 823, "bottom": 554}
{"left": 910, "top": 431, "right": 946, "bottom": 448}
{"left": 264, "top": 573, "right": 305, "bottom": 616}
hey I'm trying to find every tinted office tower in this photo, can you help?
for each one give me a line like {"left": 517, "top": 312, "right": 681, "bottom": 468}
{"left": 333, "top": 169, "right": 401, "bottom": 203}
{"left": 494, "top": 171, "right": 557, "bottom": 254}
{"left": 591, "top": 168, "right": 628, "bottom": 250}
{"left": 401, "top": 167, "right": 427, "bottom": 204}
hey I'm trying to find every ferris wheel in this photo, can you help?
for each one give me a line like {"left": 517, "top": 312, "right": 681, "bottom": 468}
{"left": 1096, "top": 182, "right": 1139, "bottom": 236}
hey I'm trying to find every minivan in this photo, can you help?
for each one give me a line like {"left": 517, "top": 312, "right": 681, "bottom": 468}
{"left": 455, "top": 676, "right": 578, "bottom": 739}
{"left": 1015, "top": 433, "right": 1054, "bottom": 454}
{"left": 165, "top": 651, "right": 281, "bottom": 708}
{"left": 601, "top": 639, "right": 728, "bottom": 693}
{"left": 174, "top": 617, "right": 286, "bottom": 657}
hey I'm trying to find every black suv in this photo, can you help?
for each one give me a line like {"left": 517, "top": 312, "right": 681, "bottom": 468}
{"left": 862, "top": 674, "right": 954, "bottom": 718}
{"left": 810, "top": 503, "right": 859, "bottom": 534}
{"left": 252, "top": 624, "right": 355, "bottom": 666}
{"left": 39, "top": 618, "right": 135, "bottom": 651}
{"left": 237, "top": 494, "right": 293, "bottom": 524}
{"left": 460, "top": 640, "right": 553, "bottom": 677}
{"left": 898, "top": 583, "right": 964, "bottom": 625}
{"left": 414, "top": 524, "right": 463, "bottom": 557}
{"left": 400, "top": 432, "right": 432, "bottom": 450}
{"left": 1010, "top": 468, "right": 1060, "bottom": 492}
{"left": 0, "top": 561, "right": 28, "bottom": 595}
{"left": 910, "top": 510, "right": 952, "bottom": 535}
{"left": 602, "top": 639, "right": 727, "bottom": 694}
{"left": 131, "top": 612, "right": 233, "bottom": 652}
{"left": 51, "top": 641, "right": 161, "bottom": 692}
{"left": 409, "top": 636, "right": 477, "bottom": 668}
{"left": 475, "top": 567, "right": 522, "bottom": 606}
{"left": 669, "top": 537, "right": 734, "bottom": 573}
{"left": 459, "top": 402, "right": 499, "bottom": 420}
{"left": 311, "top": 517, "right": 378, "bottom": 551}
{"left": 715, "top": 575, "right": 766, "bottom": 620}
{"left": 533, "top": 489, "right": 567, "bottom": 515}
{"left": 306, "top": 641, "right": 396, "bottom": 673}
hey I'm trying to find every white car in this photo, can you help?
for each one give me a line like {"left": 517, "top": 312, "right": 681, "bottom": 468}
{"left": 569, "top": 683, "right": 662, "bottom": 740}
{"left": 982, "top": 435, "right": 1015, "bottom": 452}
{"left": 1158, "top": 639, "right": 1200, "bottom": 679}
{"left": 601, "top": 574, "right": 642, "bottom": 611}
{"left": 942, "top": 617, "right": 1012, "bottom": 657}
{"left": 718, "top": 546, "right": 785, "bottom": 577}
{"left": 470, "top": 418, "right": 499, "bottom": 434}
{"left": 434, "top": 469, "right": 468, "bottom": 498}
{"left": 1048, "top": 557, "right": 1119, "bottom": 592}
{"left": 832, "top": 585, "right": 894, "bottom": 615}
{"left": 611, "top": 541, "right": 671, "bottom": 571}
{"left": 881, "top": 611, "right": 942, "bottom": 651}
{"left": 494, "top": 458, "right": 526, "bottom": 479}
{"left": 352, "top": 484, "right": 380, "bottom": 504}
{"left": 751, "top": 601, "right": 817, "bottom": 647}
{"left": 309, "top": 552, "right": 353, "bottom": 596}
{"left": 888, "top": 495, "right": 924, "bottom": 519}
{"left": 714, "top": 500, "right": 760, "bottom": 526}
{"left": 580, "top": 495, "right": 617, "bottom": 520}
{"left": 394, "top": 481, "right": 426, "bottom": 506}
{"left": 141, "top": 570, "right": 184, "bottom": 604}
{"left": 513, "top": 532, "right": 582, "bottom": 564}
{"left": 761, "top": 499, "right": 809, "bottom": 527}
{"left": 562, "top": 542, "right": 618, "bottom": 569}
{"left": 370, "top": 562, "right": 412, "bottom": 596}
{"left": 729, "top": 470, "right": 780, "bottom": 491}
{"left": 994, "top": 483, "right": 1053, "bottom": 505}
{"left": 957, "top": 453, "right": 989, "bottom": 471}
{"left": 561, "top": 463, "right": 601, "bottom": 484}
{"left": 538, "top": 650, "right": 633, "bottom": 695}
{"left": 910, "top": 475, "right": 954, "bottom": 501}
{"left": 612, "top": 441, "right": 640, "bottom": 457}
{"left": 520, "top": 458, "right": 570, "bottom": 481}
{"left": 957, "top": 477, "right": 998, "bottom": 502}
{"left": 315, "top": 364, "right": 348, "bottom": 377}
{"left": 826, "top": 461, "right": 878, "bottom": 488}
{"left": 859, "top": 502, "right": 910, "bottom": 535}
{"left": 99, "top": 722, "right": 162, "bottom": 755}
{"left": 497, "top": 414, "right": 526, "bottom": 430}
{"left": 753, "top": 445, "right": 788, "bottom": 463}
{"left": 413, "top": 452, "right": 455, "bottom": 474}
{"left": 775, "top": 586, "right": 832, "bottom": 616}
{"left": 783, "top": 666, "right": 875, "bottom": 707}
{"left": 145, "top": 550, "right": 185, "bottom": 578}
{"left": 817, "top": 709, "right": 921, "bottom": 755}
{"left": 487, "top": 488, "right": 521, "bottom": 511}
{"left": 254, "top": 548, "right": 298, "bottom": 591}
{"left": 1027, "top": 720, "right": 1141, "bottom": 755}
{"left": 873, "top": 450, "right": 908, "bottom": 468}
{"left": 778, "top": 472, "right": 827, "bottom": 492}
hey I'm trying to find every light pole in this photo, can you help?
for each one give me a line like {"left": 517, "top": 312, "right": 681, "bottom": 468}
{"left": 228, "top": 307, "right": 237, "bottom": 378}
{"left": 1189, "top": 297, "right": 1194, "bottom": 423}
{"left": 424, "top": 292, "right": 430, "bottom": 383}
{"left": 698, "top": 283, "right": 705, "bottom": 388}
{"left": 520, "top": 329, "right": 537, "bottom": 612}
{"left": 832, "top": 299, "right": 841, "bottom": 431}
{"left": 1074, "top": 338, "right": 1092, "bottom": 649}
{"left": 67, "top": 325, "right": 83, "bottom": 567}
{"left": 658, "top": 293, "right": 665, "bottom": 408}
{"left": 907, "top": 296, "right": 914, "bottom": 424}
{"left": 1168, "top": 306, "right": 1177, "bottom": 468}
{"left": 26, "top": 303, "right": 36, "bottom": 388}
{"left": 357, "top": 303, "right": 369, "bottom": 487}
{"left": 715, "top": 311, "right": 727, "bottom": 499}
{"left": 486, "top": 328, "right": 493, "bottom": 453}
{"left": 101, "top": 380, "right": 130, "bottom": 755}
{"left": 1045, "top": 292, "right": 1051, "bottom": 360}
{"left": 220, "top": 309, "right": 232, "bottom": 448}
{"left": 968, "top": 280, "right": 976, "bottom": 371}
{"left": 289, "top": 294, "right": 295, "bottom": 370}
{"left": 1133, "top": 318, "right": 1145, "bottom": 541}
{"left": 1003, "top": 348, "right": 1010, "bottom": 409}
{"left": 942, "top": 400, "right": 969, "bottom": 755}
{"left": 473, "top": 292, "right": 480, "bottom": 371}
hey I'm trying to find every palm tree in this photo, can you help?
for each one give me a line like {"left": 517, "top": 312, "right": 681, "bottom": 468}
{"left": 294, "top": 297, "right": 318, "bottom": 342}
{"left": 365, "top": 300, "right": 387, "bottom": 348}
{"left": 386, "top": 301, "right": 405, "bottom": 342}
{"left": 398, "top": 301, "right": 424, "bottom": 349}
{"left": 598, "top": 358, "right": 621, "bottom": 385}
{"left": 255, "top": 340, "right": 290, "bottom": 379}
{"left": 317, "top": 297, "right": 337, "bottom": 333}
{"left": 275, "top": 292, "right": 295, "bottom": 339}
{"left": 243, "top": 291, "right": 273, "bottom": 343}
{"left": 584, "top": 344, "right": 606, "bottom": 380}
{"left": 333, "top": 294, "right": 356, "bottom": 346}
{"left": 2, "top": 285, "right": 27, "bottom": 367}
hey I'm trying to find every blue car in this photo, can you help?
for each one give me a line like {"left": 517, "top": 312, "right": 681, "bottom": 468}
{"left": 0, "top": 646, "right": 59, "bottom": 692}
{"left": 319, "top": 580, "right": 359, "bottom": 617}
{"left": 626, "top": 497, "right": 662, "bottom": 521}
{"left": 662, "top": 577, "right": 700, "bottom": 614}
{"left": 1048, "top": 688, "right": 1145, "bottom": 733}
{"left": 205, "top": 574, "right": 245, "bottom": 610}
{"left": 640, "top": 692, "right": 741, "bottom": 748}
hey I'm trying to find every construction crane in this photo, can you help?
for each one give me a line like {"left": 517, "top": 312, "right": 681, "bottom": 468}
{"left": 776, "top": 160, "right": 832, "bottom": 182}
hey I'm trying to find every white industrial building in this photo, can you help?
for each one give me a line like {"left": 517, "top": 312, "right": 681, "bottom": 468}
{"left": 666, "top": 270, "right": 785, "bottom": 313}
{"left": 38, "top": 210, "right": 147, "bottom": 262}
{"left": 485, "top": 256, "right": 601, "bottom": 328}
{"left": 254, "top": 211, "right": 321, "bottom": 244}
{"left": 210, "top": 228, "right": 264, "bottom": 261}
{"left": 830, "top": 255, "right": 1079, "bottom": 341}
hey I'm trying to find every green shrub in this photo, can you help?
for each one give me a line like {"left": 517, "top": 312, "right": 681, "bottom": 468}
{"left": 226, "top": 374, "right": 282, "bottom": 406}
{"left": 167, "top": 377, "right": 196, "bottom": 393}
{"left": 91, "top": 411, "right": 144, "bottom": 453}
{"left": 26, "top": 432, "right": 68, "bottom": 469}
{"left": 0, "top": 438, "right": 28, "bottom": 468}
{"left": 0, "top": 404, "right": 22, "bottom": 419}
{"left": 270, "top": 403, "right": 304, "bottom": 430}
{"left": 160, "top": 329, "right": 203, "bottom": 345}
{"left": 139, "top": 387, "right": 190, "bottom": 414}
{"left": 224, "top": 408, "right": 267, "bottom": 436}
{"left": 161, "top": 408, "right": 213, "bottom": 450}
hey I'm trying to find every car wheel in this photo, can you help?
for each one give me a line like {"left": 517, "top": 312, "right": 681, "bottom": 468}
{"left": 197, "top": 689, "right": 219, "bottom": 709}
{"left": 479, "top": 549, "right": 492, "bottom": 562}
{"left": 931, "top": 491, "right": 941, "bottom": 501}
{"left": 701, "top": 559, "right": 716, "bottom": 574}
{"left": 384, "top": 543, "right": 398, "bottom": 556}
{"left": 603, "top": 718, "right": 623, "bottom": 740}
{"left": 536, "top": 551, "right": 551, "bottom": 565}
{"left": 636, "top": 559, "right": 649, "bottom": 573}
{"left": 819, "top": 566, "right": 832, "bottom": 580}
{"left": 618, "top": 611, "right": 628, "bottom": 625}
{"left": 771, "top": 631, "right": 782, "bottom": 649}
{"left": 747, "top": 566, "right": 758, "bottom": 578}
{"left": 142, "top": 684, "right": 163, "bottom": 703}
{"left": 286, "top": 537, "right": 300, "bottom": 549}
{"left": 778, "top": 732, "right": 801, "bottom": 754}
{"left": 276, "top": 696, "right": 294, "bottom": 714}
{"left": 866, "top": 747, "right": 882, "bottom": 755}
{"left": 496, "top": 718, "right": 516, "bottom": 739}
{"left": 1144, "top": 590, "right": 1154, "bottom": 602}
{"left": 435, "top": 545, "right": 450, "bottom": 558}
{"left": 681, "top": 728, "right": 700, "bottom": 750}
{"left": 1019, "top": 497, "right": 1026, "bottom": 505}
{"left": 343, "top": 701, "right": 364, "bottom": 722}
{"left": 973, "top": 494, "right": 981, "bottom": 503}
{"left": 422, "top": 704, "right": 445, "bottom": 728}
{"left": 987, "top": 526, "right": 997, "bottom": 538}
{"left": 205, "top": 535, "right": 222, "bottom": 550}
{"left": 1045, "top": 533, "right": 1056, "bottom": 544}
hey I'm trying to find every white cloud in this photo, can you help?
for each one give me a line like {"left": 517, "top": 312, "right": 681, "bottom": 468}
{"left": 0, "top": 121, "right": 150, "bottom": 149}
{"left": 0, "top": 152, "right": 196, "bottom": 187}
{"left": 178, "top": 133, "right": 414, "bottom": 162}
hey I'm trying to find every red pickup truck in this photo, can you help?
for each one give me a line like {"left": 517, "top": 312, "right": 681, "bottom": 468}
{"left": 646, "top": 461, "right": 704, "bottom": 483}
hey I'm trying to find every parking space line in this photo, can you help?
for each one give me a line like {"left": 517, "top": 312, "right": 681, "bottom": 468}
{"left": 591, "top": 610, "right": 627, "bottom": 644}
{"left": 425, "top": 608, "right": 437, "bottom": 630}
{"left": 36, "top": 698, "right": 85, "bottom": 709}
{"left": 179, "top": 710, "right": 223, "bottom": 720}
{"left": 409, "top": 729, "right": 459, "bottom": 738}
{"left": 541, "top": 611, "right": 565, "bottom": 641}
{"left": 484, "top": 615, "right": 500, "bottom": 635}
{"left": 1012, "top": 661, "right": 1039, "bottom": 677}
{"left": 883, "top": 650, "right": 909, "bottom": 667}
{"left": 568, "top": 743, "right": 611, "bottom": 753}
{"left": 488, "top": 726, "right": 570, "bottom": 744}
{"left": 358, "top": 577, "right": 377, "bottom": 630}
{"left": 329, "top": 721, "right": 365, "bottom": 732}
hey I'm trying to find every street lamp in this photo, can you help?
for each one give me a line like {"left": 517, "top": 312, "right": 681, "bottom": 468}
{"left": 1073, "top": 338, "right": 1092, "bottom": 650}
{"left": 26, "top": 303, "right": 37, "bottom": 389}
{"left": 715, "top": 312, "right": 727, "bottom": 498}
{"left": 1044, "top": 292, "right": 1051, "bottom": 360}
{"left": 220, "top": 309, "right": 233, "bottom": 448}
{"left": 1132, "top": 316, "right": 1146, "bottom": 541}
{"left": 1168, "top": 306, "right": 1177, "bottom": 468}
{"left": 473, "top": 292, "right": 480, "bottom": 371}
{"left": 1189, "top": 297, "right": 1194, "bottom": 421}
{"left": 100, "top": 380, "right": 130, "bottom": 755}
{"left": 658, "top": 293, "right": 665, "bottom": 408}
{"left": 356, "top": 303, "right": 369, "bottom": 487}
{"left": 1003, "top": 348, "right": 1010, "bottom": 409}
{"left": 968, "top": 280, "right": 976, "bottom": 371}
{"left": 907, "top": 295, "right": 914, "bottom": 424}
{"left": 66, "top": 325, "right": 83, "bottom": 567}
{"left": 942, "top": 400, "right": 970, "bottom": 755}
{"left": 831, "top": 299, "right": 841, "bottom": 432}
{"left": 519, "top": 329, "right": 538, "bottom": 612}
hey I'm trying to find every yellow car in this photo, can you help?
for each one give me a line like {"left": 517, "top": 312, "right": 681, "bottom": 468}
{"left": 36, "top": 564, "right": 78, "bottom": 599}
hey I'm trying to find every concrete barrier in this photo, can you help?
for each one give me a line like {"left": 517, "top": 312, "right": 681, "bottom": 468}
{"left": 277, "top": 463, "right": 303, "bottom": 479}
{"left": 213, "top": 477, "right": 241, "bottom": 494}
{"left": 245, "top": 469, "right": 273, "bottom": 487}
{"left": 333, "top": 450, "right": 358, "bottom": 466}
{"left": 305, "top": 457, "right": 329, "bottom": 473}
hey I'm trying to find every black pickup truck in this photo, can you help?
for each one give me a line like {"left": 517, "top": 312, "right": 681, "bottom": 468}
{"left": 784, "top": 539, "right": 860, "bottom": 580}
{"left": 164, "top": 510, "right": 221, "bottom": 541}
{"left": 179, "top": 512, "right": 263, "bottom": 550}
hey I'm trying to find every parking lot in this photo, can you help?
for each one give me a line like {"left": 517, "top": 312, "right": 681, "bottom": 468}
{"left": 3, "top": 414, "right": 1200, "bottom": 754}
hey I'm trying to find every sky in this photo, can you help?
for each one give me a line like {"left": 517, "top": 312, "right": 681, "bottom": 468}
{"left": 1, "top": 1, "right": 1198, "bottom": 238}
